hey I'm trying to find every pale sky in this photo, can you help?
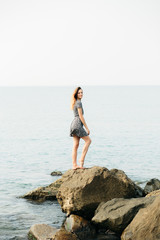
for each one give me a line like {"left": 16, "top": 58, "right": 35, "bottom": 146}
{"left": 0, "top": 0, "right": 160, "bottom": 86}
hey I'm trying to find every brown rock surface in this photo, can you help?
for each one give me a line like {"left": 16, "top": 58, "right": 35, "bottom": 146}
{"left": 52, "top": 226, "right": 78, "bottom": 240}
{"left": 64, "top": 214, "right": 96, "bottom": 239}
{"left": 121, "top": 195, "right": 160, "bottom": 240}
{"left": 92, "top": 196, "right": 155, "bottom": 234}
{"left": 146, "top": 189, "right": 160, "bottom": 197}
{"left": 21, "top": 177, "right": 64, "bottom": 201}
{"left": 28, "top": 224, "right": 58, "bottom": 240}
{"left": 56, "top": 166, "right": 144, "bottom": 219}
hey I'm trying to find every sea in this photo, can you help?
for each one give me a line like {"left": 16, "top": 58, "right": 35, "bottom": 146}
{"left": 0, "top": 86, "right": 160, "bottom": 239}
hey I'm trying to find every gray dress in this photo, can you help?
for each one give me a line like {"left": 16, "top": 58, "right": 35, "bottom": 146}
{"left": 70, "top": 100, "right": 88, "bottom": 137}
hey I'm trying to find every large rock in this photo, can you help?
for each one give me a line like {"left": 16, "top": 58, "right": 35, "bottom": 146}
{"left": 56, "top": 166, "right": 144, "bottom": 219}
{"left": 144, "top": 178, "right": 160, "bottom": 194}
{"left": 21, "top": 177, "right": 64, "bottom": 201}
{"left": 92, "top": 196, "right": 155, "bottom": 234}
{"left": 64, "top": 214, "right": 96, "bottom": 239}
{"left": 121, "top": 195, "right": 160, "bottom": 240}
{"left": 28, "top": 224, "right": 58, "bottom": 240}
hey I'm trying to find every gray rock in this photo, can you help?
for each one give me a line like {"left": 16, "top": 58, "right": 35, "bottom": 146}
{"left": 92, "top": 196, "right": 155, "bottom": 234}
{"left": 144, "top": 178, "right": 160, "bottom": 194}
{"left": 56, "top": 166, "right": 144, "bottom": 219}
{"left": 121, "top": 195, "right": 160, "bottom": 240}
{"left": 28, "top": 224, "right": 58, "bottom": 240}
{"left": 51, "top": 171, "right": 63, "bottom": 176}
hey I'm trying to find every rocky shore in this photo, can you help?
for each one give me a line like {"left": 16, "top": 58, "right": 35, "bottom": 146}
{"left": 22, "top": 166, "right": 160, "bottom": 240}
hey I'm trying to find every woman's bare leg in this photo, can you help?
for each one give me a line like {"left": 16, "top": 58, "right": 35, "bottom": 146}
{"left": 79, "top": 136, "right": 91, "bottom": 168}
{"left": 72, "top": 135, "right": 80, "bottom": 169}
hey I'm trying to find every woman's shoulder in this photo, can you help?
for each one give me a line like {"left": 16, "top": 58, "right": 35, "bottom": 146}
{"left": 76, "top": 100, "right": 82, "bottom": 108}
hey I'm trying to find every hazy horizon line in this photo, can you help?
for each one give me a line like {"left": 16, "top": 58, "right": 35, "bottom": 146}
{"left": 0, "top": 84, "right": 160, "bottom": 87}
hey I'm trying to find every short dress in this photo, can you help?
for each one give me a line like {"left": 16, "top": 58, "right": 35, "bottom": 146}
{"left": 70, "top": 100, "right": 88, "bottom": 137}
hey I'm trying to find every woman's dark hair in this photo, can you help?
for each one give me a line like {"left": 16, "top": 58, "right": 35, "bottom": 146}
{"left": 74, "top": 86, "right": 82, "bottom": 100}
{"left": 70, "top": 86, "right": 82, "bottom": 110}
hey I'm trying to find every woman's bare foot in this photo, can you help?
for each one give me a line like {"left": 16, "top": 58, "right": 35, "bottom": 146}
{"left": 72, "top": 164, "right": 81, "bottom": 170}
{"left": 78, "top": 159, "right": 85, "bottom": 169}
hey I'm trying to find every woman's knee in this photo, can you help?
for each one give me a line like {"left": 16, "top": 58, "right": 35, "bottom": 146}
{"left": 87, "top": 138, "right": 92, "bottom": 145}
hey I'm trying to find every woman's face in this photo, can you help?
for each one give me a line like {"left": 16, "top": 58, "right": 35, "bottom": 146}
{"left": 77, "top": 89, "right": 83, "bottom": 100}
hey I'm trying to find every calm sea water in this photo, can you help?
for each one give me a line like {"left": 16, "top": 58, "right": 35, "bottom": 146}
{"left": 0, "top": 86, "right": 160, "bottom": 239}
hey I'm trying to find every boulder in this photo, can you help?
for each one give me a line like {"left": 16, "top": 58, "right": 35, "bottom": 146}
{"left": 92, "top": 196, "right": 155, "bottom": 234}
{"left": 121, "top": 195, "right": 160, "bottom": 240}
{"left": 64, "top": 214, "right": 96, "bottom": 239}
{"left": 52, "top": 226, "right": 78, "bottom": 240}
{"left": 144, "top": 178, "right": 160, "bottom": 194}
{"left": 21, "top": 177, "right": 64, "bottom": 201}
{"left": 56, "top": 166, "right": 144, "bottom": 219}
{"left": 28, "top": 224, "right": 58, "bottom": 240}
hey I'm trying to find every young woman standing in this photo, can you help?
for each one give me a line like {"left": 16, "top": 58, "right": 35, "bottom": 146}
{"left": 70, "top": 87, "right": 91, "bottom": 169}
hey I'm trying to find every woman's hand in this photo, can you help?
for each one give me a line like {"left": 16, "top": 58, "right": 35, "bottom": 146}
{"left": 86, "top": 128, "right": 90, "bottom": 135}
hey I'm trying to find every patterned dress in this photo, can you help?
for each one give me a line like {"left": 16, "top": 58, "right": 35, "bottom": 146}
{"left": 70, "top": 100, "right": 88, "bottom": 137}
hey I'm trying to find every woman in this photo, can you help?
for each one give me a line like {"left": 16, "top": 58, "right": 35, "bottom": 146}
{"left": 70, "top": 87, "right": 91, "bottom": 169}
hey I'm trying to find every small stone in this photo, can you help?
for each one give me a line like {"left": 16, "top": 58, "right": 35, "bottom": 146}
{"left": 51, "top": 171, "right": 63, "bottom": 176}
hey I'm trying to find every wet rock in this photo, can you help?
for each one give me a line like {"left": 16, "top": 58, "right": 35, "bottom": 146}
{"left": 121, "top": 195, "right": 160, "bottom": 240}
{"left": 56, "top": 166, "right": 144, "bottom": 219}
{"left": 21, "top": 177, "right": 64, "bottom": 202}
{"left": 51, "top": 171, "right": 63, "bottom": 176}
{"left": 21, "top": 169, "right": 77, "bottom": 201}
{"left": 144, "top": 178, "right": 160, "bottom": 194}
{"left": 28, "top": 224, "right": 58, "bottom": 240}
{"left": 92, "top": 196, "right": 155, "bottom": 234}
{"left": 64, "top": 214, "right": 96, "bottom": 239}
{"left": 52, "top": 226, "right": 78, "bottom": 240}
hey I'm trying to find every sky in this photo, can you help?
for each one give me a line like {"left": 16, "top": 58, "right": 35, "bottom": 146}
{"left": 0, "top": 0, "right": 160, "bottom": 86}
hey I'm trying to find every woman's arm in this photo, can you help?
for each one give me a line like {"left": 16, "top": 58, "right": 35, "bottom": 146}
{"left": 78, "top": 108, "right": 90, "bottom": 134}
